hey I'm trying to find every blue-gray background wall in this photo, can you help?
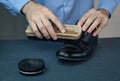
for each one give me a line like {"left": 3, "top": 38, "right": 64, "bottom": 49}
{"left": 0, "top": 0, "right": 120, "bottom": 39}
{"left": 0, "top": 5, "right": 26, "bottom": 40}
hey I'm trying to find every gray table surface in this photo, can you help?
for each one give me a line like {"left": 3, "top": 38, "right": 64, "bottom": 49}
{"left": 0, "top": 38, "right": 120, "bottom": 81}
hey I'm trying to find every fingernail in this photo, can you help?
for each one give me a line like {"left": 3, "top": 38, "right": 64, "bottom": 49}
{"left": 62, "top": 29, "right": 66, "bottom": 33}
{"left": 87, "top": 30, "right": 91, "bottom": 33}
{"left": 82, "top": 27, "right": 86, "bottom": 31}
{"left": 79, "top": 23, "right": 82, "bottom": 26}
{"left": 53, "top": 35, "right": 57, "bottom": 40}
{"left": 54, "top": 37, "right": 57, "bottom": 40}
{"left": 47, "top": 36, "right": 50, "bottom": 39}
{"left": 39, "top": 37, "right": 43, "bottom": 39}
{"left": 93, "top": 33, "right": 96, "bottom": 37}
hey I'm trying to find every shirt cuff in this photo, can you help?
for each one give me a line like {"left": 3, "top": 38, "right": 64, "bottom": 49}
{"left": 10, "top": 0, "right": 30, "bottom": 15}
{"left": 98, "top": 0, "right": 117, "bottom": 15}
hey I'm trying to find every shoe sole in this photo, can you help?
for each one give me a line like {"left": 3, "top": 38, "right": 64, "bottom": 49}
{"left": 57, "top": 56, "right": 89, "bottom": 61}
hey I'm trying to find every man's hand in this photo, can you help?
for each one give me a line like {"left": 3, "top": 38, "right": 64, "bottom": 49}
{"left": 22, "top": 1, "right": 65, "bottom": 40}
{"left": 77, "top": 8, "right": 110, "bottom": 36}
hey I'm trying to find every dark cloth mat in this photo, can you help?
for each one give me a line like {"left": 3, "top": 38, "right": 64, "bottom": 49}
{"left": 0, "top": 38, "right": 120, "bottom": 81}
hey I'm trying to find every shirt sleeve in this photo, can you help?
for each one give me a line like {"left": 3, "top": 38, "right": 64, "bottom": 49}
{"left": 0, "top": 0, "right": 30, "bottom": 15}
{"left": 98, "top": 0, "right": 118, "bottom": 15}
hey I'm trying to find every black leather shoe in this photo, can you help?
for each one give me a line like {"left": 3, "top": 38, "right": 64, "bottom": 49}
{"left": 56, "top": 32, "right": 97, "bottom": 61}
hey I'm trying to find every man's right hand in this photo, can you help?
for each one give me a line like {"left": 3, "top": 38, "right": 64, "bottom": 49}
{"left": 22, "top": 1, "right": 65, "bottom": 40}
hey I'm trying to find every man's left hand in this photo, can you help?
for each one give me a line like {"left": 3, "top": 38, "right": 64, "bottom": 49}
{"left": 77, "top": 8, "right": 110, "bottom": 36}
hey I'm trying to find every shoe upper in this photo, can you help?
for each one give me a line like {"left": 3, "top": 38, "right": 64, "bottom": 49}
{"left": 56, "top": 32, "right": 98, "bottom": 61}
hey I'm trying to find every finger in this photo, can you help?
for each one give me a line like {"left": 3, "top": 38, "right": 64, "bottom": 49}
{"left": 36, "top": 19, "right": 50, "bottom": 39}
{"left": 29, "top": 21, "right": 43, "bottom": 39}
{"left": 82, "top": 14, "right": 97, "bottom": 31}
{"left": 93, "top": 25, "right": 102, "bottom": 37}
{"left": 87, "top": 17, "right": 102, "bottom": 33}
{"left": 78, "top": 9, "right": 96, "bottom": 27}
{"left": 46, "top": 11, "right": 65, "bottom": 33}
{"left": 78, "top": 13, "right": 90, "bottom": 27}
{"left": 41, "top": 16, "right": 57, "bottom": 40}
{"left": 93, "top": 19, "right": 108, "bottom": 36}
